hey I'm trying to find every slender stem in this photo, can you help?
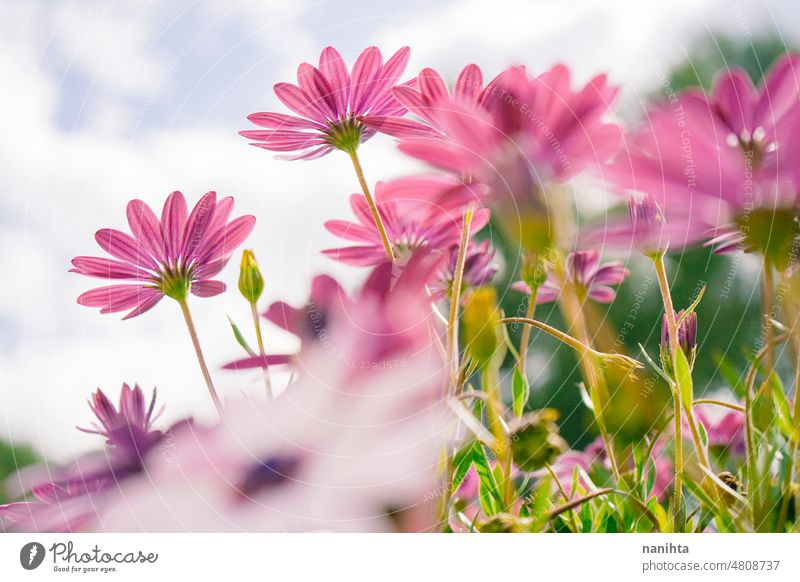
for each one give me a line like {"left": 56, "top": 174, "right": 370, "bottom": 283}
{"left": 445, "top": 205, "right": 475, "bottom": 388}
{"left": 517, "top": 284, "right": 539, "bottom": 376}
{"left": 761, "top": 257, "right": 775, "bottom": 373}
{"left": 251, "top": 302, "right": 273, "bottom": 400}
{"left": 177, "top": 298, "right": 224, "bottom": 417}
{"left": 651, "top": 253, "right": 684, "bottom": 530}
{"left": 347, "top": 149, "right": 395, "bottom": 262}
{"left": 551, "top": 255, "right": 622, "bottom": 480}
{"left": 482, "top": 365, "right": 514, "bottom": 509}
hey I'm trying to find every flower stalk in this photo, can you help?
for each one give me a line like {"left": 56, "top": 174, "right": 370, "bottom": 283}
{"left": 347, "top": 149, "right": 395, "bottom": 262}
{"left": 177, "top": 297, "right": 224, "bottom": 417}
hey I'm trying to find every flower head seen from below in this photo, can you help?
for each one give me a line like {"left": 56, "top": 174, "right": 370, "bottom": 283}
{"left": 430, "top": 240, "right": 498, "bottom": 299}
{"left": 241, "top": 46, "right": 415, "bottom": 160}
{"left": 609, "top": 53, "right": 800, "bottom": 259}
{"left": 323, "top": 176, "right": 489, "bottom": 266}
{"left": 70, "top": 191, "right": 255, "bottom": 319}
{"left": 512, "top": 250, "right": 628, "bottom": 304}
{"left": 393, "top": 64, "right": 623, "bottom": 194}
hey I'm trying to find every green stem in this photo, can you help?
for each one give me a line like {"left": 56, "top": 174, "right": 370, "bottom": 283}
{"left": 177, "top": 297, "right": 224, "bottom": 417}
{"left": 347, "top": 149, "right": 395, "bottom": 262}
{"left": 251, "top": 302, "right": 273, "bottom": 400}
{"left": 517, "top": 283, "right": 539, "bottom": 377}
{"left": 482, "top": 365, "right": 514, "bottom": 509}
{"left": 761, "top": 257, "right": 775, "bottom": 373}
{"left": 446, "top": 205, "right": 474, "bottom": 388}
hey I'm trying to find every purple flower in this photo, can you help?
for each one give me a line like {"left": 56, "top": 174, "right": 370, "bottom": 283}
{"left": 512, "top": 250, "right": 629, "bottom": 304}
{"left": 0, "top": 385, "right": 169, "bottom": 532}
{"left": 240, "top": 46, "right": 416, "bottom": 160}
{"left": 71, "top": 191, "right": 255, "bottom": 319}
{"left": 430, "top": 240, "right": 498, "bottom": 299}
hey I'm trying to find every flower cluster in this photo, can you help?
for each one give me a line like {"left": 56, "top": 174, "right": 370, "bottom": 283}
{"left": 3, "top": 45, "right": 800, "bottom": 534}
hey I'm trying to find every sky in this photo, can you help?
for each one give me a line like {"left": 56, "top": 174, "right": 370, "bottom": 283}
{"left": 1, "top": 0, "right": 798, "bottom": 460}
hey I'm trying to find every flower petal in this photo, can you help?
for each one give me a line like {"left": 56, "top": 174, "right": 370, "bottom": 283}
{"left": 126, "top": 200, "right": 165, "bottom": 263}
{"left": 350, "top": 46, "right": 383, "bottom": 113}
{"left": 319, "top": 46, "right": 351, "bottom": 117}
{"left": 191, "top": 280, "right": 226, "bottom": 297}
{"left": 161, "top": 191, "right": 188, "bottom": 262}
{"left": 70, "top": 257, "right": 150, "bottom": 280}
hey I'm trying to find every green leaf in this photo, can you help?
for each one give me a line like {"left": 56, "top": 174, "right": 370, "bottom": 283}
{"left": 638, "top": 343, "right": 673, "bottom": 384}
{"left": 451, "top": 442, "right": 477, "bottom": 494}
{"left": 228, "top": 316, "right": 256, "bottom": 357}
{"left": 512, "top": 367, "right": 530, "bottom": 417}
{"left": 677, "top": 285, "right": 706, "bottom": 324}
{"left": 471, "top": 443, "right": 502, "bottom": 516}
{"left": 674, "top": 347, "right": 694, "bottom": 405}
{"left": 752, "top": 378, "right": 775, "bottom": 433}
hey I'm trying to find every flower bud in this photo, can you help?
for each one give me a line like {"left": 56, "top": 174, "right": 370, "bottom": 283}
{"left": 508, "top": 409, "right": 567, "bottom": 472}
{"left": 660, "top": 310, "right": 697, "bottom": 371}
{"left": 238, "top": 249, "right": 264, "bottom": 304}
{"left": 478, "top": 513, "right": 532, "bottom": 533}
{"left": 462, "top": 287, "right": 504, "bottom": 369}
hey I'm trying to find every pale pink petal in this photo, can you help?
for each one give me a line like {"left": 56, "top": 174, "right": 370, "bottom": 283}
{"left": 126, "top": 199, "right": 165, "bottom": 262}
{"left": 350, "top": 46, "right": 383, "bottom": 113}
{"left": 246, "top": 111, "right": 326, "bottom": 130}
{"left": 297, "top": 62, "right": 337, "bottom": 119}
{"left": 455, "top": 64, "right": 483, "bottom": 99}
{"left": 95, "top": 229, "right": 157, "bottom": 270}
{"left": 191, "top": 280, "right": 226, "bottom": 297}
{"left": 273, "top": 82, "right": 329, "bottom": 123}
{"left": 319, "top": 46, "right": 351, "bottom": 117}
{"left": 181, "top": 191, "right": 218, "bottom": 259}
{"left": 70, "top": 257, "right": 150, "bottom": 280}
{"left": 161, "top": 191, "right": 188, "bottom": 261}
{"left": 324, "top": 219, "right": 377, "bottom": 243}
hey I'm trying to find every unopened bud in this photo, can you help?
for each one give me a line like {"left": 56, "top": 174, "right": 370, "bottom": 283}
{"left": 660, "top": 310, "right": 697, "bottom": 371}
{"left": 238, "top": 249, "right": 264, "bottom": 304}
{"left": 508, "top": 409, "right": 567, "bottom": 472}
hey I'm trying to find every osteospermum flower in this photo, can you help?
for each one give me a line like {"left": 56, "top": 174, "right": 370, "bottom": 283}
{"left": 609, "top": 54, "right": 800, "bottom": 261}
{"left": 71, "top": 191, "right": 255, "bottom": 414}
{"left": 71, "top": 191, "right": 255, "bottom": 318}
{"left": 0, "top": 385, "right": 169, "bottom": 532}
{"left": 512, "top": 250, "right": 628, "bottom": 304}
{"left": 430, "top": 240, "right": 498, "bottom": 299}
{"left": 323, "top": 176, "right": 489, "bottom": 266}
{"left": 241, "top": 46, "right": 415, "bottom": 160}
{"left": 393, "top": 64, "right": 622, "bottom": 190}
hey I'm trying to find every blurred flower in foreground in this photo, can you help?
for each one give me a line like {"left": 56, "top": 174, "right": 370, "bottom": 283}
{"left": 323, "top": 176, "right": 489, "bottom": 266}
{"left": 241, "top": 46, "right": 416, "bottom": 160}
{"left": 512, "top": 250, "right": 628, "bottom": 304}
{"left": 97, "top": 261, "right": 451, "bottom": 532}
{"left": 71, "top": 191, "right": 255, "bottom": 319}
{"left": 0, "top": 385, "right": 171, "bottom": 532}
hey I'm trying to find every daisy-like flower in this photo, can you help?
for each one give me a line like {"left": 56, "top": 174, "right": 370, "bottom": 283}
{"left": 363, "top": 64, "right": 486, "bottom": 138}
{"left": 240, "top": 46, "right": 415, "bottom": 160}
{"left": 322, "top": 175, "right": 489, "bottom": 266}
{"left": 609, "top": 54, "right": 800, "bottom": 263}
{"left": 0, "top": 385, "right": 170, "bottom": 532}
{"left": 392, "top": 64, "right": 622, "bottom": 189}
{"left": 512, "top": 250, "right": 628, "bottom": 304}
{"left": 429, "top": 240, "right": 498, "bottom": 299}
{"left": 71, "top": 191, "right": 255, "bottom": 318}
{"left": 71, "top": 191, "right": 255, "bottom": 414}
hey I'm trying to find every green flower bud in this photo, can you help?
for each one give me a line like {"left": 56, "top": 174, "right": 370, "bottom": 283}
{"left": 508, "top": 409, "right": 567, "bottom": 472}
{"left": 478, "top": 513, "right": 533, "bottom": 533}
{"left": 238, "top": 249, "right": 264, "bottom": 304}
{"left": 462, "top": 287, "right": 504, "bottom": 369}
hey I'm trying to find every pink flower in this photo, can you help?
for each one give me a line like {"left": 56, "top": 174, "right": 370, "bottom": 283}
{"left": 512, "top": 250, "right": 628, "bottom": 304}
{"left": 392, "top": 64, "right": 623, "bottom": 201}
{"left": 695, "top": 403, "right": 746, "bottom": 457}
{"left": 93, "top": 321, "right": 451, "bottom": 532}
{"left": 430, "top": 240, "right": 498, "bottom": 299}
{"left": 608, "top": 54, "right": 800, "bottom": 253}
{"left": 70, "top": 191, "right": 255, "bottom": 319}
{"left": 363, "top": 64, "right": 486, "bottom": 138}
{"left": 240, "top": 46, "right": 416, "bottom": 160}
{"left": 322, "top": 175, "right": 488, "bottom": 266}
{"left": 0, "top": 385, "right": 172, "bottom": 532}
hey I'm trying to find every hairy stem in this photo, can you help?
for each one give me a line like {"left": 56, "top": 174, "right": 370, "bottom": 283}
{"left": 178, "top": 298, "right": 224, "bottom": 417}
{"left": 347, "top": 149, "right": 395, "bottom": 262}
{"left": 483, "top": 365, "right": 514, "bottom": 509}
{"left": 446, "top": 205, "right": 475, "bottom": 388}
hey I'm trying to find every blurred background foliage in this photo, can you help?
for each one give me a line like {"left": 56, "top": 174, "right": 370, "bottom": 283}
{"left": 499, "top": 34, "right": 796, "bottom": 448}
